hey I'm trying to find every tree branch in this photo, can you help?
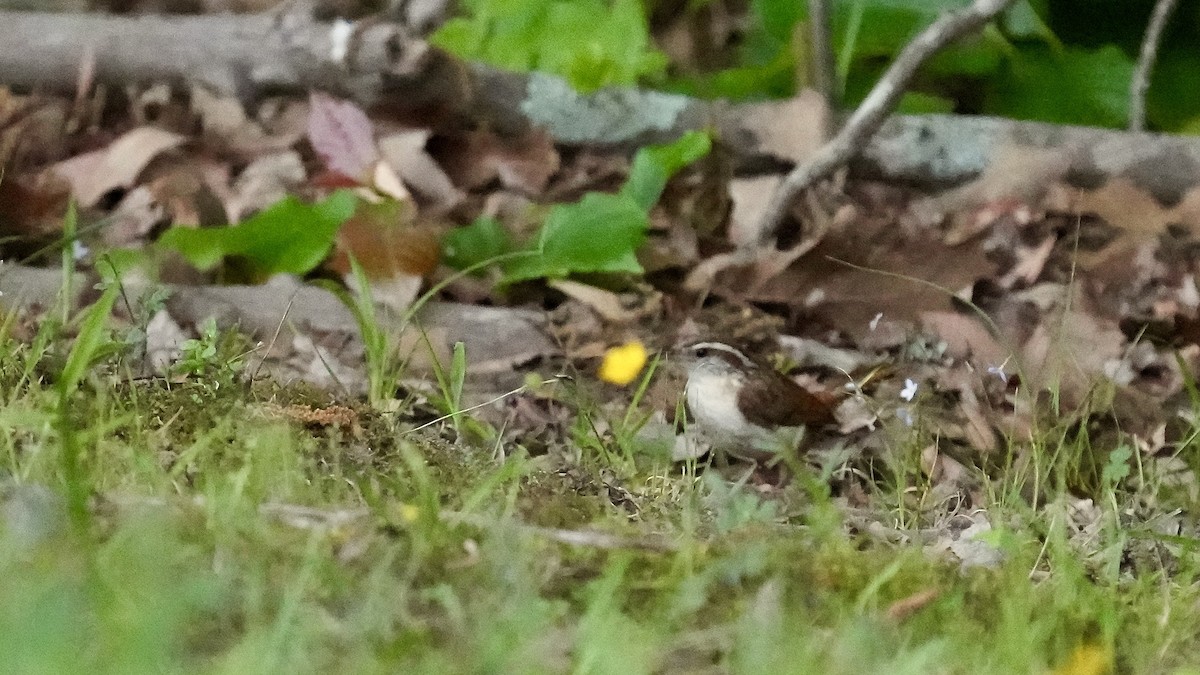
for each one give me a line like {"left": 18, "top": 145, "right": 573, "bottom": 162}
{"left": 1129, "top": 0, "right": 1178, "bottom": 132}
{"left": 806, "top": 0, "right": 836, "bottom": 116}
{"left": 751, "top": 0, "right": 1017, "bottom": 247}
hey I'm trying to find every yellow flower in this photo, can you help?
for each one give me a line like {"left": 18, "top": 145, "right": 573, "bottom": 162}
{"left": 1052, "top": 642, "right": 1113, "bottom": 675}
{"left": 398, "top": 503, "right": 420, "bottom": 524}
{"left": 598, "top": 341, "right": 648, "bottom": 386}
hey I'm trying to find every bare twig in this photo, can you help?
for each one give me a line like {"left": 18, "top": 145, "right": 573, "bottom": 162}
{"left": 398, "top": 377, "right": 564, "bottom": 435}
{"left": 806, "top": 0, "right": 836, "bottom": 118}
{"left": 448, "top": 512, "right": 679, "bottom": 552}
{"left": 1130, "top": 0, "right": 1179, "bottom": 132}
{"left": 752, "top": 0, "right": 1017, "bottom": 247}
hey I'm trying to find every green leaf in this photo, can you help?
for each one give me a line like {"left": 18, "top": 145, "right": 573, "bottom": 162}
{"left": 622, "top": 131, "right": 712, "bottom": 211}
{"left": 504, "top": 193, "right": 648, "bottom": 282}
{"left": 668, "top": 58, "right": 795, "bottom": 101}
{"left": 58, "top": 283, "right": 119, "bottom": 398}
{"left": 750, "top": 0, "right": 806, "bottom": 45}
{"left": 984, "top": 44, "right": 1134, "bottom": 127}
{"left": 1146, "top": 50, "right": 1200, "bottom": 132}
{"left": 443, "top": 217, "right": 514, "bottom": 272}
{"left": 496, "top": 132, "right": 709, "bottom": 283}
{"left": 925, "top": 38, "right": 1006, "bottom": 79}
{"left": 157, "top": 190, "right": 358, "bottom": 276}
{"left": 895, "top": 91, "right": 956, "bottom": 114}
{"left": 449, "top": 341, "right": 467, "bottom": 412}
{"left": 430, "top": 0, "right": 665, "bottom": 92}
{"left": 1101, "top": 445, "right": 1133, "bottom": 487}
{"left": 1000, "top": 0, "right": 1057, "bottom": 44}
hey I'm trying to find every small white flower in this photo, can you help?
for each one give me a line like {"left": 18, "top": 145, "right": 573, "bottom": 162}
{"left": 72, "top": 240, "right": 89, "bottom": 261}
{"left": 896, "top": 406, "right": 914, "bottom": 427}
{"left": 986, "top": 356, "right": 1011, "bottom": 383}
{"left": 900, "top": 378, "right": 919, "bottom": 402}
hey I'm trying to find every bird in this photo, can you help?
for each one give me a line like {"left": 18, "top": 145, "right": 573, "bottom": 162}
{"left": 678, "top": 341, "right": 840, "bottom": 463}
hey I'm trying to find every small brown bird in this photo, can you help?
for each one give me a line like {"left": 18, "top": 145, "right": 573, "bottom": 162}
{"left": 678, "top": 341, "right": 840, "bottom": 462}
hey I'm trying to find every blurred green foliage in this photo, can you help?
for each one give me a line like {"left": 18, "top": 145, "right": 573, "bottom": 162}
{"left": 435, "top": 0, "right": 1200, "bottom": 133}
{"left": 157, "top": 190, "right": 358, "bottom": 279}
{"left": 432, "top": 0, "right": 667, "bottom": 91}
{"left": 443, "top": 131, "right": 711, "bottom": 281}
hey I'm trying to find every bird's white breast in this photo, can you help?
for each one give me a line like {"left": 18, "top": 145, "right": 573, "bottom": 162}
{"left": 685, "top": 371, "right": 754, "bottom": 442}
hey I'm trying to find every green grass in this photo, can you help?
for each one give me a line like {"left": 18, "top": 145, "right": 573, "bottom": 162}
{"left": 1, "top": 309, "right": 1199, "bottom": 674}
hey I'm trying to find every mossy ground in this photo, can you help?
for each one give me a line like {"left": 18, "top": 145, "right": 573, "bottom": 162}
{"left": 1, "top": 324, "right": 1199, "bottom": 674}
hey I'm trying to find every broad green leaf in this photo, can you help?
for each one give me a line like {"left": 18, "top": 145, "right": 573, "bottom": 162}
{"left": 1146, "top": 50, "right": 1200, "bottom": 132}
{"left": 895, "top": 91, "right": 955, "bottom": 114}
{"left": 496, "top": 131, "right": 709, "bottom": 283}
{"left": 158, "top": 190, "right": 358, "bottom": 276}
{"left": 442, "top": 216, "right": 515, "bottom": 272}
{"left": 1000, "top": 0, "right": 1057, "bottom": 44}
{"left": 431, "top": 0, "right": 665, "bottom": 92}
{"left": 504, "top": 193, "right": 647, "bottom": 282}
{"left": 984, "top": 44, "right": 1134, "bottom": 127}
{"left": 622, "top": 131, "right": 712, "bottom": 211}
{"left": 669, "top": 58, "right": 795, "bottom": 101}
{"left": 925, "top": 38, "right": 1006, "bottom": 79}
{"left": 750, "top": 0, "right": 806, "bottom": 45}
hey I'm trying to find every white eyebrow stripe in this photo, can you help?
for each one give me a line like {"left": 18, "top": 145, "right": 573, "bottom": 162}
{"left": 689, "top": 342, "right": 753, "bottom": 368}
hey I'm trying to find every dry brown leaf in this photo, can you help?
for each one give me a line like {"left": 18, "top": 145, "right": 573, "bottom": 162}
{"left": 378, "top": 130, "right": 463, "bottom": 207}
{"left": 371, "top": 159, "right": 412, "bottom": 202}
{"left": 736, "top": 90, "right": 829, "bottom": 164}
{"left": 926, "top": 144, "right": 1072, "bottom": 233}
{"left": 329, "top": 199, "right": 440, "bottom": 313}
{"left": 0, "top": 91, "right": 69, "bottom": 171}
{"left": 102, "top": 186, "right": 164, "bottom": 247}
{"left": 0, "top": 169, "right": 72, "bottom": 238}
{"left": 548, "top": 280, "right": 632, "bottom": 324}
{"left": 737, "top": 227, "right": 994, "bottom": 343}
{"left": 1000, "top": 235, "right": 1055, "bottom": 288}
{"left": 52, "top": 126, "right": 185, "bottom": 207}
{"left": 1016, "top": 288, "right": 1125, "bottom": 405}
{"left": 727, "top": 176, "right": 782, "bottom": 247}
{"left": 920, "top": 445, "right": 972, "bottom": 487}
{"left": 229, "top": 151, "right": 306, "bottom": 220}
{"left": 919, "top": 310, "right": 1012, "bottom": 366}
{"left": 191, "top": 88, "right": 307, "bottom": 159}
{"left": 437, "top": 128, "right": 560, "bottom": 195}
{"left": 884, "top": 587, "right": 941, "bottom": 622}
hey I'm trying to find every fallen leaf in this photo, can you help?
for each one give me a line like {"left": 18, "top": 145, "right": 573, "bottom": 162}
{"left": 371, "top": 159, "right": 412, "bottom": 202}
{"left": 920, "top": 310, "right": 1012, "bottom": 366}
{"left": 549, "top": 279, "right": 636, "bottom": 324}
{"left": 0, "top": 169, "right": 71, "bottom": 239}
{"left": 379, "top": 130, "right": 464, "bottom": 208}
{"left": 734, "top": 90, "right": 829, "bottom": 164}
{"left": 191, "top": 85, "right": 300, "bottom": 158}
{"left": 329, "top": 198, "right": 440, "bottom": 282}
{"left": 308, "top": 92, "right": 379, "bottom": 182}
{"left": 884, "top": 587, "right": 941, "bottom": 622}
{"left": 229, "top": 151, "right": 306, "bottom": 220}
{"left": 727, "top": 176, "right": 782, "bottom": 247}
{"left": 52, "top": 126, "right": 185, "bottom": 207}
{"left": 436, "top": 128, "right": 561, "bottom": 195}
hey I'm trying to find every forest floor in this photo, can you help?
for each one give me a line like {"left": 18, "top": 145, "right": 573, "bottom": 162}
{"left": 3, "top": 18, "right": 1200, "bottom": 671}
